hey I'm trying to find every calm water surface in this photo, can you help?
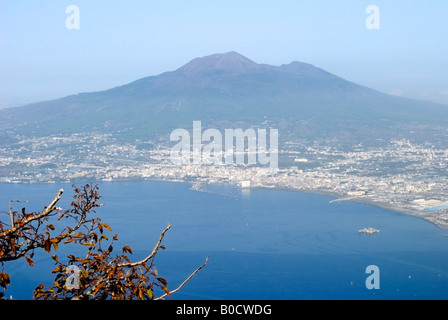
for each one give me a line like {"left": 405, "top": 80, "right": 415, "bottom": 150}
{"left": 1, "top": 181, "right": 448, "bottom": 300}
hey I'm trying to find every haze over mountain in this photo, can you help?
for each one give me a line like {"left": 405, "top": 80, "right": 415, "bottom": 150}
{"left": 1, "top": 51, "right": 447, "bottom": 147}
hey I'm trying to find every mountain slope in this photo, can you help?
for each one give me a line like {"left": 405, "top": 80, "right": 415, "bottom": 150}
{"left": 1, "top": 51, "right": 447, "bottom": 145}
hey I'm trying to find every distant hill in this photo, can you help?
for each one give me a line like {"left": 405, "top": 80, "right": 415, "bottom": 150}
{"left": 1, "top": 51, "right": 448, "bottom": 147}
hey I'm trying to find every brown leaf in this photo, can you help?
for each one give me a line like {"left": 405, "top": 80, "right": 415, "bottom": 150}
{"left": 44, "top": 239, "right": 52, "bottom": 253}
{"left": 51, "top": 240, "right": 59, "bottom": 251}
{"left": 162, "top": 286, "right": 171, "bottom": 297}
{"left": 25, "top": 256, "right": 34, "bottom": 267}
{"left": 157, "top": 277, "right": 168, "bottom": 287}
{"left": 122, "top": 245, "right": 133, "bottom": 255}
{"left": 138, "top": 288, "right": 145, "bottom": 300}
{"left": 102, "top": 223, "right": 112, "bottom": 231}
{"left": 10, "top": 239, "right": 16, "bottom": 255}
{"left": 0, "top": 272, "right": 11, "bottom": 289}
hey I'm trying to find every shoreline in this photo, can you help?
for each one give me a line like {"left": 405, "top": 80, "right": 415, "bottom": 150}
{"left": 188, "top": 182, "right": 448, "bottom": 230}
{"left": 2, "top": 178, "right": 448, "bottom": 230}
{"left": 258, "top": 186, "right": 448, "bottom": 230}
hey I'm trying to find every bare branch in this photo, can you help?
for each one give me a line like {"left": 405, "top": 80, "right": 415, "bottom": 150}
{"left": 8, "top": 200, "right": 28, "bottom": 228}
{"left": 118, "top": 224, "right": 172, "bottom": 268}
{"left": 155, "top": 255, "right": 209, "bottom": 300}
{"left": 0, "top": 189, "right": 64, "bottom": 238}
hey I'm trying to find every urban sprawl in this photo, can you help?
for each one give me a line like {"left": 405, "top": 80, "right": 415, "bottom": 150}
{"left": 2, "top": 133, "right": 448, "bottom": 229}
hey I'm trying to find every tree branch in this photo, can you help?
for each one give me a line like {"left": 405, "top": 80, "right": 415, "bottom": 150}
{"left": 8, "top": 200, "right": 28, "bottom": 228}
{"left": 155, "top": 255, "right": 209, "bottom": 300}
{"left": 118, "top": 224, "right": 172, "bottom": 268}
{"left": 0, "top": 189, "right": 64, "bottom": 238}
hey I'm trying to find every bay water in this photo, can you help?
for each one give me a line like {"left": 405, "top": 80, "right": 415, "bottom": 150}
{"left": 1, "top": 180, "right": 448, "bottom": 300}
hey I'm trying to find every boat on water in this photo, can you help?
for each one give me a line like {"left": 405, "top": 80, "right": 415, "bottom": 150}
{"left": 358, "top": 227, "right": 380, "bottom": 234}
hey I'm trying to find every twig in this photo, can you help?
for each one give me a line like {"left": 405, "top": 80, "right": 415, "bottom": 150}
{"left": 8, "top": 200, "right": 28, "bottom": 228}
{"left": 83, "top": 224, "right": 173, "bottom": 299}
{"left": 155, "top": 255, "right": 209, "bottom": 300}
{"left": 1, "top": 189, "right": 63, "bottom": 238}
{"left": 118, "top": 224, "right": 172, "bottom": 268}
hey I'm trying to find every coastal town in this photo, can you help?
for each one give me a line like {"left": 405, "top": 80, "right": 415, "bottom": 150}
{"left": 1, "top": 132, "right": 448, "bottom": 229}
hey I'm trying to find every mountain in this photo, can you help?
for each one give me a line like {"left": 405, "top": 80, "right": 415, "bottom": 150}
{"left": 177, "top": 51, "right": 261, "bottom": 76}
{"left": 1, "top": 51, "right": 448, "bottom": 146}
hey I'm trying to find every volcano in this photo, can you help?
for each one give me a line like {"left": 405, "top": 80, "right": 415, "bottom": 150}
{"left": 1, "top": 51, "right": 447, "bottom": 146}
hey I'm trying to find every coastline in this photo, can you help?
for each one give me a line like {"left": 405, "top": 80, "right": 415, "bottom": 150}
{"left": 169, "top": 179, "right": 448, "bottom": 231}
{"left": 188, "top": 182, "right": 448, "bottom": 231}
{"left": 256, "top": 186, "right": 448, "bottom": 230}
{"left": 2, "top": 178, "right": 448, "bottom": 230}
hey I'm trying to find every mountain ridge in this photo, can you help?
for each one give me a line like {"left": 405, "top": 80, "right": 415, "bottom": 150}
{"left": 1, "top": 51, "right": 447, "bottom": 146}
{"left": 176, "top": 51, "right": 262, "bottom": 77}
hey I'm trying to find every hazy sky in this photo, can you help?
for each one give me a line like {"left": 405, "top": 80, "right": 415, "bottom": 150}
{"left": 1, "top": 0, "right": 447, "bottom": 108}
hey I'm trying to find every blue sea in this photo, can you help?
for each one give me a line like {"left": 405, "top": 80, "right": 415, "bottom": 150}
{"left": 1, "top": 180, "right": 448, "bottom": 300}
